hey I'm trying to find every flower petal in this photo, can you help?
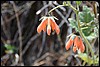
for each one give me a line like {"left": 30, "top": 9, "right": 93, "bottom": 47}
{"left": 79, "top": 38, "right": 85, "bottom": 52}
{"left": 74, "top": 36, "right": 80, "bottom": 48}
{"left": 37, "top": 24, "right": 42, "bottom": 33}
{"left": 55, "top": 25, "right": 60, "bottom": 35}
{"left": 65, "top": 37, "right": 73, "bottom": 50}
{"left": 73, "top": 46, "right": 77, "bottom": 53}
{"left": 79, "top": 44, "right": 85, "bottom": 53}
{"left": 42, "top": 18, "right": 48, "bottom": 32}
{"left": 50, "top": 19, "right": 55, "bottom": 31}
{"left": 50, "top": 17, "right": 60, "bottom": 34}
{"left": 47, "top": 25, "right": 51, "bottom": 35}
{"left": 37, "top": 17, "right": 48, "bottom": 33}
{"left": 43, "top": 26, "right": 46, "bottom": 32}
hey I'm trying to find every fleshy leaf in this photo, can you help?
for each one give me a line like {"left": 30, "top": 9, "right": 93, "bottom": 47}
{"left": 4, "top": 44, "right": 16, "bottom": 53}
{"left": 4, "top": 44, "right": 15, "bottom": 50}
{"left": 75, "top": 53, "right": 99, "bottom": 65}
{"left": 78, "top": 5, "right": 95, "bottom": 23}
{"left": 86, "top": 32, "right": 97, "bottom": 41}
{"left": 68, "top": 18, "right": 78, "bottom": 32}
{"left": 76, "top": 1, "right": 82, "bottom": 6}
{"left": 81, "top": 26, "right": 92, "bottom": 36}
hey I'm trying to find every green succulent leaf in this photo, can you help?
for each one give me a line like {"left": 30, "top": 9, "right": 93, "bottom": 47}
{"left": 86, "top": 32, "right": 97, "bottom": 41}
{"left": 4, "top": 44, "right": 16, "bottom": 53}
{"left": 4, "top": 44, "right": 15, "bottom": 50}
{"left": 76, "top": 1, "right": 82, "bottom": 6}
{"left": 75, "top": 53, "right": 99, "bottom": 65}
{"left": 81, "top": 26, "right": 92, "bottom": 36}
{"left": 78, "top": 5, "right": 95, "bottom": 23}
{"left": 68, "top": 18, "right": 78, "bottom": 32}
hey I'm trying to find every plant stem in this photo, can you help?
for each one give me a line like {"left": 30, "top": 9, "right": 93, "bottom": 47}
{"left": 67, "top": 1, "right": 94, "bottom": 62}
{"left": 48, "top": 5, "right": 68, "bottom": 14}
{"left": 76, "top": 5, "right": 94, "bottom": 65}
{"left": 11, "top": 1, "right": 23, "bottom": 64}
{"left": 76, "top": 6, "right": 94, "bottom": 59}
{"left": 67, "top": 1, "right": 78, "bottom": 13}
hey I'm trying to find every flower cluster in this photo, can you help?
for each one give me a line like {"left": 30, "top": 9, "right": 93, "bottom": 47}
{"left": 37, "top": 16, "right": 60, "bottom": 35}
{"left": 65, "top": 35, "right": 85, "bottom": 53}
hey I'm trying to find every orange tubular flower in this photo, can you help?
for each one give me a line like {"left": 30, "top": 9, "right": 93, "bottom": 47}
{"left": 65, "top": 35, "right": 85, "bottom": 53}
{"left": 78, "top": 37, "right": 85, "bottom": 52}
{"left": 65, "top": 36, "right": 74, "bottom": 50}
{"left": 37, "top": 16, "right": 60, "bottom": 35}
{"left": 73, "top": 46, "right": 77, "bottom": 53}
{"left": 47, "top": 24, "right": 51, "bottom": 35}
{"left": 74, "top": 36, "right": 81, "bottom": 49}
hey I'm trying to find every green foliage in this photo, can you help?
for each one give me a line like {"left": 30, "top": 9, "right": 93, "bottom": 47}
{"left": 78, "top": 5, "right": 95, "bottom": 23}
{"left": 4, "top": 44, "right": 17, "bottom": 54}
{"left": 67, "top": 2, "right": 99, "bottom": 66}
{"left": 79, "top": 5, "right": 97, "bottom": 41}
{"left": 86, "top": 32, "right": 97, "bottom": 41}
{"left": 76, "top": 1, "right": 82, "bottom": 6}
{"left": 81, "top": 26, "right": 92, "bottom": 36}
{"left": 75, "top": 52, "right": 99, "bottom": 65}
{"left": 68, "top": 18, "right": 78, "bottom": 32}
{"left": 68, "top": 5, "right": 97, "bottom": 41}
